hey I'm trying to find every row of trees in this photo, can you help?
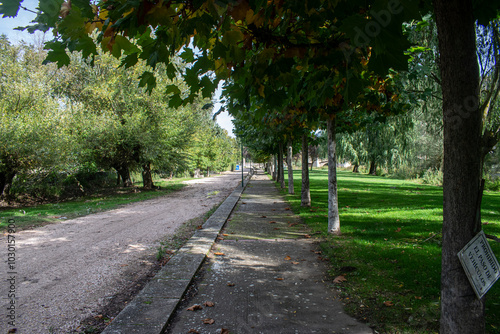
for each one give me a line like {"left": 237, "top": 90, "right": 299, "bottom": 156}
{"left": 0, "top": 36, "right": 238, "bottom": 199}
{"left": 2, "top": 0, "right": 498, "bottom": 332}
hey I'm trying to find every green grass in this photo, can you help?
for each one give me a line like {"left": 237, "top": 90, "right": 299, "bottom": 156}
{"left": 0, "top": 179, "right": 186, "bottom": 231}
{"left": 281, "top": 169, "right": 500, "bottom": 334}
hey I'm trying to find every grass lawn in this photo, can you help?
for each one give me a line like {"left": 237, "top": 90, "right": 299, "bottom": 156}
{"left": 281, "top": 169, "right": 500, "bottom": 334}
{"left": 0, "top": 179, "right": 186, "bottom": 231}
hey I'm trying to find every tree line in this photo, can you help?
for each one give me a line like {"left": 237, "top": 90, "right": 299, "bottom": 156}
{"left": 0, "top": 36, "right": 239, "bottom": 201}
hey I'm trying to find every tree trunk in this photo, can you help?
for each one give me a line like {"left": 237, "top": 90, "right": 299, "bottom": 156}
{"left": 327, "top": 117, "right": 341, "bottom": 235}
{"left": 142, "top": 163, "right": 154, "bottom": 189}
{"left": 368, "top": 159, "right": 377, "bottom": 175}
{"left": 352, "top": 164, "right": 359, "bottom": 173}
{"left": 287, "top": 139, "right": 294, "bottom": 194}
{"left": 272, "top": 155, "right": 277, "bottom": 181}
{"left": 434, "top": 0, "right": 484, "bottom": 332}
{"left": 279, "top": 142, "right": 285, "bottom": 189}
{"left": 301, "top": 134, "right": 311, "bottom": 207}
{"left": 0, "top": 170, "right": 16, "bottom": 200}
{"left": 116, "top": 170, "right": 121, "bottom": 186}
{"left": 116, "top": 164, "right": 132, "bottom": 187}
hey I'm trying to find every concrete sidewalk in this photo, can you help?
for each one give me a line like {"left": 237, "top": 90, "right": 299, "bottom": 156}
{"left": 165, "top": 171, "right": 373, "bottom": 334}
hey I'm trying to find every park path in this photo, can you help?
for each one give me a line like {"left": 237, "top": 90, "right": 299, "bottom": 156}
{"left": 0, "top": 171, "right": 245, "bottom": 334}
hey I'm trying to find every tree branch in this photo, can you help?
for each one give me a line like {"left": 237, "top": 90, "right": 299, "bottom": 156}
{"left": 485, "top": 233, "right": 500, "bottom": 243}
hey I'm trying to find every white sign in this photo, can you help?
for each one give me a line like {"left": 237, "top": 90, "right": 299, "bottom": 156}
{"left": 457, "top": 230, "right": 500, "bottom": 299}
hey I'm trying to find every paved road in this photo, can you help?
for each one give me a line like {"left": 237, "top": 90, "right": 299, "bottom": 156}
{"left": 0, "top": 171, "right": 245, "bottom": 334}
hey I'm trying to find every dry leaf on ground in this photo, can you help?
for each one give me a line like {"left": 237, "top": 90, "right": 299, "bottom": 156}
{"left": 187, "top": 304, "right": 203, "bottom": 311}
{"left": 284, "top": 255, "right": 291, "bottom": 261}
{"left": 203, "top": 318, "right": 215, "bottom": 324}
{"left": 204, "top": 301, "right": 215, "bottom": 307}
{"left": 227, "top": 282, "right": 235, "bottom": 286}
{"left": 214, "top": 252, "right": 225, "bottom": 256}
{"left": 384, "top": 301, "right": 394, "bottom": 307}
{"left": 220, "top": 329, "right": 230, "bottom": 334}
{"left": 269, "top": 221, "right": 277, "bottom": 224}
{"left": 291, "top": 261, "right": 300, "bottom": 265}
{"left": 276, "top": 277, "right": 284, "bottom": 281}
{"left": 395, "top": 227, "right": 402, "bottom": 233}
{"left": 188, "top": 330, "right": 200, "bottom": 334}
{"left": 333, "top": 275, "right": 347, "bottom": 284}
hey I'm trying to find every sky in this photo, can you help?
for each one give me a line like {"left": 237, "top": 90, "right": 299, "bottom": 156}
{"left": 0, "top": 1, "right": 236, "bottom": 136}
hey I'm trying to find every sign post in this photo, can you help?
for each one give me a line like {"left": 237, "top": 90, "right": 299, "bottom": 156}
{"left": 457, "top": 230, "right": 500, "bottom": 299}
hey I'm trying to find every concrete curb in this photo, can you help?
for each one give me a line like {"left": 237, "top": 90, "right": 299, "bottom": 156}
{"left": 101, "top": 170, "right": 254, "bottom": 334}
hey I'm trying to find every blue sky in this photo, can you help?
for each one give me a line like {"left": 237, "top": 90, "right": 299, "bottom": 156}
{"left": 0, "top": 0, "right": 40, "bottom": 43}
{"left": 0, "top": 1, "right": 235, "bottom": 136}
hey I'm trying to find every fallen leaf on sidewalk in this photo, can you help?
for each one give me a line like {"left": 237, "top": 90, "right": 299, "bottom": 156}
{"left": 284, "top": 255, "right": 291, "bottom": 261}
{"left": 188, "top": 330, "right": 200, "bottom": 334}
{"left": 220, "top": 329, "right": 230, "bottom": 334}
{"left": 204, "top": 301, "right": 215, "bottom": 307}
{"left": 203, "top": 318, "right": 215, "bottom": 324}
{"left": 214, "top": 252, "right": 225, "bottom": 256}
{"left": 227, "top": 282, "right": 235, "bottom": 286}
{"left": 222, "top": 234, "right": 229, "bottom": 236}
{"left": 186, "top": 304, "right": 203, "bottom": 311}
{"left": 291, "top": 261, "right": 300, "bottom": 264}
{"left": 187, "top": 304, "right": 203, "bottom": 311}
{"left": 333, "top": 275, "right": 347, "bottom": 284}
{"left": 276, "top": 277, "right": 284, "bottom": 281}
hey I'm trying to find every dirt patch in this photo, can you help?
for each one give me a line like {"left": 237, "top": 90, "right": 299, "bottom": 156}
{"left": 0, "top": 171, "right": 245, "bottom": 334}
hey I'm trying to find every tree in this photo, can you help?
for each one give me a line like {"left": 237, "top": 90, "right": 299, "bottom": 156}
{"left": 0, "top": 37, "right": 65, "bottom": 198}
{"left": 433, "top": 0, "right": 497, "bottom": 332}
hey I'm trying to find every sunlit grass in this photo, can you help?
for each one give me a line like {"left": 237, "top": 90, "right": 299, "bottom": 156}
{"left": 282, "top": 169, "right": 500, "bottom": 333}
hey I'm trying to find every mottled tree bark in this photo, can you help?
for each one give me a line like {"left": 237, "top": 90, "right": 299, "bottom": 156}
{"left": 368, "top": 159, "right": 377, "bottom": 175}
{"left": 286, "top": 139, "right": 294, "bottom": 194}
{"left": 0, "top": 170, "right": 16, "bottom": 199}
{"left": 301, "top": 134, "right": 311, "bottom": 207}
{"left": 278, "top": 142, "right": 285, "bottom": 189}
{"left": 142, "top": 162, "right": 154, "bottom": 189}
{"left": 434, "top": 0, "right": 485, "bottom": 332}
{"left": 115, "top": 164, "right": 132, "bottom": 187}
{"left": 327, "top": 117, "right": 341, "bottom": 235}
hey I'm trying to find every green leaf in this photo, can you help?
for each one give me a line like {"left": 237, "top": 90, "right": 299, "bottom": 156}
{"left": 43, "top": 41, "right": 70, "bottom": 68}
{"left": 112, "top": 35, "right": 135, "bottom": 59}
{"left": 0, "top": 0, "right": 22, "bottom": 17}
{"left": 180, "top": 48, "right": 195, "bottom": 63}
{"left": 121, "top": 53, "right": 139, "bottom": 68}
{"left": 165, "top": 84, "right": 181, "bottom": 96}
{"left": 166, "top": 63, "right": 176, "bottom": 79}
{"left": 168, "top": 94, "right": 183, "bottom": 108}
{"left": 138, "top": 71, "right": 157, "bottom": 93}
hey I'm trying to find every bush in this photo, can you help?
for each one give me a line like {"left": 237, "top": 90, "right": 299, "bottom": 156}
{"left": 389, "top": 165, "right": 420, "bottom": 180}
{"left": 485, "top": 174, "right": 500, "bottom": 191}
{"left": 421, "top": 168, "right": 443, "bottom": 186}
{"left": 10, "top": 169, "right": 116, "bottom": 201}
